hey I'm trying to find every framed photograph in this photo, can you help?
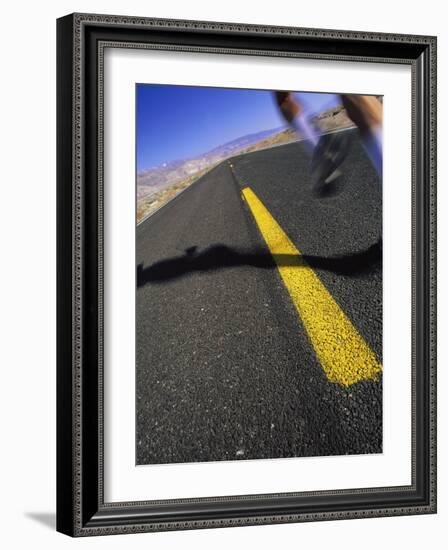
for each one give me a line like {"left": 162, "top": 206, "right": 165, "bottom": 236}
{"left": 57, "top": 13, "right": 437, "bottom": 536}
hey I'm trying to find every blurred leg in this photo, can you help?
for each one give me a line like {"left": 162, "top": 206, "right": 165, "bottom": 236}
{"left": 341, "top": 95, "right": 383, "bottom": 175}
{"left": 274, "top": 91, "right": 318, "bottom": 148}
{"left": 341, "top": 95, "right": 382, "bottom": 136}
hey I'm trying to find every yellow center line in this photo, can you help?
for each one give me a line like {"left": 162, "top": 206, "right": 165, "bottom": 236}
{"left": 242, "top": 186, "right": 382, "bottom": 387}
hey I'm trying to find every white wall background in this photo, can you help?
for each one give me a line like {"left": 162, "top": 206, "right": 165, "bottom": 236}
{"left": 0, "top": 1, "right": 445, "bottom": 548}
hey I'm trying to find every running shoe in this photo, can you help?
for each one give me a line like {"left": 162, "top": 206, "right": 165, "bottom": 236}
{"left": 310, "top": 131, "right": 352, "bottom": 196}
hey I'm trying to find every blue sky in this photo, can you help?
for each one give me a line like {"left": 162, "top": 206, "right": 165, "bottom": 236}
{"left": 136, "top": 84, "right": 340, "bottom": 173}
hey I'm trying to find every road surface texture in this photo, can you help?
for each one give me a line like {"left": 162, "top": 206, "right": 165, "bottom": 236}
{"left": 136, "top": 128, "right": 382, "bottom": 465}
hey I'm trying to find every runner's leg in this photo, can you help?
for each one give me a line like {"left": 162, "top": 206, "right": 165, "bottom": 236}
{"left": 274, "top": 91, "right": 351, "bottom": 196}
{"left": 274, "top": 91, "right": 319, "bottom": 149}
{"left": 341, "top": 94, "right": 383, "bottom": 176}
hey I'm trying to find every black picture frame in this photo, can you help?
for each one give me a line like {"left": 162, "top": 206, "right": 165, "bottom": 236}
{"left": 57, "top": 13, "right": 437, "bottom": 537}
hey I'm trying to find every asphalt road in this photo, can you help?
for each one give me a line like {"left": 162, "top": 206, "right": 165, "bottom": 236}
{"left": 136, "top": 128, "right": 383, "bottom": 465}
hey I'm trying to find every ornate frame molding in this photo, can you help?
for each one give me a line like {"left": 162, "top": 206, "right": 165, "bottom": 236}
{"left": 57, "top": 13, "right": 437, "bottom": 537}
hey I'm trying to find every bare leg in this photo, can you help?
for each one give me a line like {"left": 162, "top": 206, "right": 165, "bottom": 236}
{"left": 341, "top": 95, "right": 382, "bottom": 137}
{"left": 274, "top": 91, "right": 353, "bottom": 196}
{"left": 341, "top": 94, "right": 383, "bottom": 175}
{"left": 274, "top": 91, "right": 319, "bottom": 148}
{"left": 274, "top": 91, "right": 300, "bottom": 123}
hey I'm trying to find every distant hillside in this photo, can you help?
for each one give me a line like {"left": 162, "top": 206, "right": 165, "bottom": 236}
{"left": 136, "top": 129, "right": 285, "bottom": 223}
{"left": 205, "top": 127, "right": 285, "bottom": 157}
{"left": 313, "top": 103, "right": 354, "bottom": 133}
{"left": 137, "top": 126, "right": 285, "bottom": 202}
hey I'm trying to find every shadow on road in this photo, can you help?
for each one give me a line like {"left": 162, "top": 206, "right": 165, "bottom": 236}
{"left": 137, "top": 239, "right": 382, "bottom": 287}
